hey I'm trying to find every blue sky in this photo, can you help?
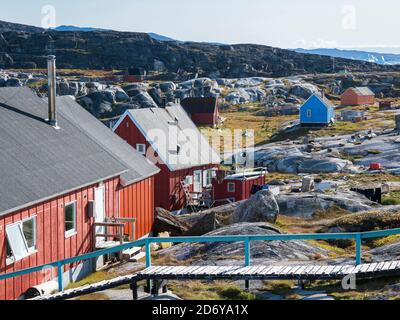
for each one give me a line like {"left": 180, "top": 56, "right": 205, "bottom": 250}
{"left": 2, "top": 0, "right": 400, "bottom": 52}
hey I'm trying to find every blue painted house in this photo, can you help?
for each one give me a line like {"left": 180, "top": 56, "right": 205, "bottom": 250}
{"left": 300, "top": 93, "right": 335, "bottom": 127}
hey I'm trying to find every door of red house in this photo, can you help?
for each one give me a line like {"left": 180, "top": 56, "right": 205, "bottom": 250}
{"left": 193, "top": 170, "right": 203, "bottom": 193}
{"left": 94, "top": 186, "right": 105, "bottom": 245}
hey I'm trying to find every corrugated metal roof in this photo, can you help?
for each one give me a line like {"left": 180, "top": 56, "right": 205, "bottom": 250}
{"left": 352, "top": 87, "right": 375, "bottom": 96}
{"left": 123, "top": 105, "right": 221, "bottom": 171}
{"left": 0, "top": 87, "right": 159, "bottom": 216}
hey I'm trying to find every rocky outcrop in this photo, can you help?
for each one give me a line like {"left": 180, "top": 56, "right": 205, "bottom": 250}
{"left": 0, "top": 20, "right": 397, "bottom": 79}
{"left": 277, "top": 191, "right": 376, "bottom": 218}
{"left": 232, "top": 190, "right": 279, "bottom": 223}
{"left": 158, "top": 222, "right": 331, "bottom": 264}
{"left": 177, "top": 202, "right": 243, "bottom": 228}
{"left": 152, "top": 207, "right": 190, "bottom": 236}
{"left": 184, "top": 212, "right": 218, "bottom": 236}
{"left": 254, "top": 146, "right": 359, "bottom": 174}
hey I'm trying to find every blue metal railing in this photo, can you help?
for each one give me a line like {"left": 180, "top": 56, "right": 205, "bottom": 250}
{"left": 2, "top": 227, "right": 400, "bottom": 294}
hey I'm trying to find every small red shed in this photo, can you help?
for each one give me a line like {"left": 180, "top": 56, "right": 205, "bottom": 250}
{"left": 212, "top": 171, "right": 266, "bottom": 203}
{"left": 114, "top": 105, "right": 221, "bottom": 211}
{"left": 180, "top": 97, "right": 220, "bottom": 127}
{"left": 0, "top": 86, "right": 159, "bottom": 300}
{"left": 341, "top": 87, "right": 375, "bottom": 106}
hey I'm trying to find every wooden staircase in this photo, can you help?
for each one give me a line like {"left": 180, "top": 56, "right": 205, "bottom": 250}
{"left": 180, "top": 180, "right": 200, "bottom": 212}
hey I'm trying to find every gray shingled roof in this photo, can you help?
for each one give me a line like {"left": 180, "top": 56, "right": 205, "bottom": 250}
{"left": 57, "top": 96, "right": 159, "bottom": 186}
{"left": 116, "top": 105, "right": 221, "bottom": 171}
{"left": 0, "top": 87, "right": 159, "bottom": 216}
{"left": 352, "top": 87, "right": 375, "bottom": 96}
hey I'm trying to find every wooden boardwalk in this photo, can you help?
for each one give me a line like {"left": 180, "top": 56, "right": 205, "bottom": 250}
{"left": 37, "top": 260, "right": 400, "bottom": 300}
{"left": 136, "top": 261, "right": 400, "bottom": 281}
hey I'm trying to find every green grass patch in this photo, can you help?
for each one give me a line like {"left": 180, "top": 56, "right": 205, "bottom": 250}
{"left": 66, "top": 271, "right": 113, "bottom": 290}
{"left": 75, "top": 292, "right": 110, "bottom": 300}
{"left": 367, "top": 149, "right": 382, "bottom": 155}
{"left": 382, "top": 192, "right": 400, "bottom": 206}
{"left": 321, "top": 210, "right": 400, "bottom": 233}
{"left": 260, "top": 280, "right": 295, "bottom": 296}
{"left": 169, "top": 280, "right": 255, "bottom": 300}
{"left": 307, "top": 240, "right": 348, "bottom": 257}
{"left": 370, "top": 234, "right": 400, "bottom": 248}
{"left": 218, "top": 286, "right": 256, "bottom": 300}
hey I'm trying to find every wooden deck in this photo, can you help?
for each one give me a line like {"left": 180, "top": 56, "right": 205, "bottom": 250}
{"left": 36, "top": 260, "right": 400, "bottom": 300}
{"left": 136, "top": 262, "right": 400, "bottom": 281}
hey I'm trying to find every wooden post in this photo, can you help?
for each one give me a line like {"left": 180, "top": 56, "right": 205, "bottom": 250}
{"left": 130, "top": 280, "right": 138, "bottom": 300}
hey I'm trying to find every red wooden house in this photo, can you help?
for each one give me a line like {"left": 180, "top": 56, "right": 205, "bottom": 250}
{"left": 114, "top": 105, "right": 221, "bottom": 211}
{"left": 180, "top": 97, "right": 220, "bottom": 127}
{"left": 341, "top": 87, "right": 375, "bottom": 106}
{"left": 212, "top": 171, "right": 266, "bottom": 203}
{"left": 0, "top": 84, "right": 159, "bottom": 300}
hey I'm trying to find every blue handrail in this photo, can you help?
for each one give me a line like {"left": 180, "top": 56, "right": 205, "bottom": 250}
{"left": 2, "top": 227, "right": 400, "bottom": 294}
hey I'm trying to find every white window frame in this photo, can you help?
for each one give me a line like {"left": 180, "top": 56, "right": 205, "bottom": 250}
{"left": 136, "top": 143, "right": 146, "bottom": 155}
{"left": 65, "top": 201, "right": 77, "bottom": 238}
{"left": 307, "top": 109, "right": 312, "bottom": 118}
{"left": 227, "top": 182, "right": 236, "bottom": 193}
{"left": 6, "top": 239, "right": 14, "bottom": 266}
{"left": 5, "top": 216, "right": 37, "bottom": 265}
{"left": 184, "top": 175, "right": 193, "bottom": 186}
{"left": 22, "top": 216, "right": 37, "bottom": 253}
{"left": 203, "top": 170, "right": 215, "bottom": 187}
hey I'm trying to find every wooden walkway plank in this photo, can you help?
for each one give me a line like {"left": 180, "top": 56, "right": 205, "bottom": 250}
{"left": 389, "top": 261, "right": 400, "bottom": 270}
{"left": 366, "top": 263, "right": 378, "bottom": 273}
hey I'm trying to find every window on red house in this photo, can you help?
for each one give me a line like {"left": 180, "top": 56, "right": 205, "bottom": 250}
{"left": 227, "top": 182, "right": 235, "bottom": 193}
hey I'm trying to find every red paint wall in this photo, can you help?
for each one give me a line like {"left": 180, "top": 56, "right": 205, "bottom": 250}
{"left": 189, "top": 103, "right": 220, "bottom": 126}
{"left": 212, "top": 175, "right": 265, "bottom": 203}
{"left": 119, "top": 176, "right": 155, "bottom": 239}
{"left": 156, "top": 164, "right": 216, "bottom": 211}
{"left": 115, "top": 115, "right": 218, "bottom": 211}
{"left": 341, "top": 89, "right": 375, "bottom": 106}
{"left": 191, "top": 112, "right": 218, "bottom": 126}
{"left": 0, "top": 177, "right": 120, "bottom": 300}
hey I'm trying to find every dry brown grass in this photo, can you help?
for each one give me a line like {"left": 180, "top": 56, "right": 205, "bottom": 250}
{"left": 169, "top": 280, "right": 255, "bottom": 300}
{"left": 322, "top": 210, "right": 400, "bottom": 233}
{"left": 201, "top": 107, "right": 296, "bottom": 151}
{"left": 75, "top": 292, "right": 110, "bottom": 300}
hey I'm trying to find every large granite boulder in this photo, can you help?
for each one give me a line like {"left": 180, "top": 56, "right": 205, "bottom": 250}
{"left": 277, "top": 191, "right": 376, "bottom": 218}
{"left": 289, "top": 83, "right": 319, "bottom": 99}
{"left": 232, "top": 190, "right": 279, "bottom": 224}
{"left": 298, "top": 158, "right": 353, "bottom": 174}
{"left": 158, "top": 222, "right": 331, "bottom": 264}
{"left": 184, "top": 212, "right": 218, "bottom": 236}
{"left": 177, "top": 201, "right": 243, "bottom": 228}
{"left": 152, "top": 207, "right": 190, "bottom": 236}
{"left": 130, "top": 91, "right": 158, "bottom": 108}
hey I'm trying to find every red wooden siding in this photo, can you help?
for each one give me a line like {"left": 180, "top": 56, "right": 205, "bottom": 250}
{"left": 0, "top": 177, "right": 120, "bottom": 300}
{"left": 156, "top": 164, "right": 216, "bottom": 211}
{"left": 115, "top": 115, "right": 219, "bottom": 211}
{"left": 341, "top": 89, "right": 375, "bottom": 106}
{"left": 212, "top": 175, "right": 265, "bottom": 203}
{"left": 191, "top": 111, "right": 218, "bottom": 126}
{"left": 114, "top": 116, "right": 149, "bottom": 151}
{"left": 119, "top": 176, "right": 155, "bottom": 239}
